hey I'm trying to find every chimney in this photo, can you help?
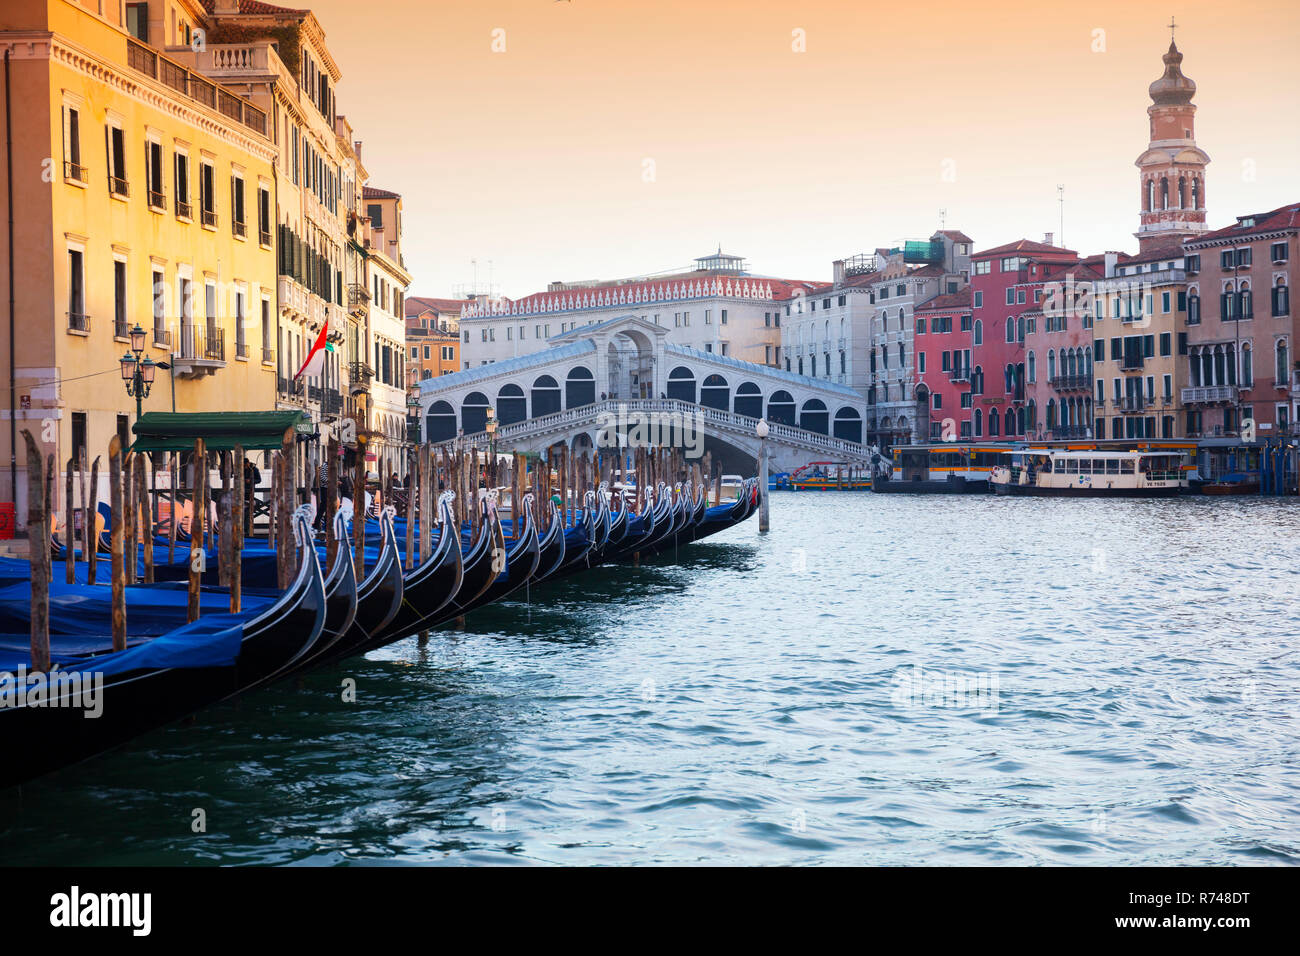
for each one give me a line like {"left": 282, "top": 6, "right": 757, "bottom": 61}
{"left": 1043, "top": 232, "right": 1054, "bottom": 246}
{"left": 832, "top": 259, "right": 845, "bottom": 285}
{"left": 1104, "top": 251, "right": 1119, "bottom": 278}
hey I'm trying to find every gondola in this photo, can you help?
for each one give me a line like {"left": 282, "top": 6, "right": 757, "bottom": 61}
{"left": 529, "top": 501, "right": 569, "bottom": 582}
{"left": 445, "top": 495, "right": 543, "bottom": 619}
{"left": 0, "top": 509, "right": 327, "bottom": 789}
{"left": 297, "top": 507, "right": 406, "bottom": 669}
{"left": 418, "top": 499, "right": 505, "bottom": 631}
{"left": 333, "top": 492, "right": 464, "bottom": 660}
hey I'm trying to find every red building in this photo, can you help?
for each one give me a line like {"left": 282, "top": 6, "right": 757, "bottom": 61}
{"left": 969, "top": 239, "right": 1084, "bottom": 439}
{"left": 913, "top": 289, "right": 973, "bottom": 439}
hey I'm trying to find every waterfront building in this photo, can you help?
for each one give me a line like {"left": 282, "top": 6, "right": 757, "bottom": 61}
{"left": 179, "top": 0, "right": 354, "bottom": 451}
{"left": 360, "top": 185, "right": 411, "bottom": 477}
{"left": 1181, "top": 202, "right": 1300, "bottom": 441}
{"left": 1091, "top": 246, "right": 1186, "bottom": 440}
{"left": 0, "top": 0, "right": 277, "bottom": 513}
{"left": 830, "top": 232, "right": 971, "bottom": 449}
{"left": 405, "top": 296, "right": 465, "bottom": 384}
{"left": 912, "top": 289, "right": 974, "bottom": 440}
{"left": 969, "top": 238, "right": 1084, "bottom": 440}
{"left": 459, "top": 250, "right": 812, "bottom": 373}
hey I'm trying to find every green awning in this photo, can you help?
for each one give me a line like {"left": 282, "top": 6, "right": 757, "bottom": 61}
{"left": 130, "top": 411, "right": 312, "bottom": 452}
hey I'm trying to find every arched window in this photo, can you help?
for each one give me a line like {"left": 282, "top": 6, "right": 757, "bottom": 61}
{"left": 1048, "top": 349, "right": 1056, "bottom": 380}
{"left": 1146, "top": 179, "right": 1155, "bottom": 211}
{"left": 1005, "top": 408, "right": 1015, "bottom": 436}
{"left": 799, "top": 398, "right": 829, "bottom": 435}
{"left": 1273, "top": 278, "right": 1290, "bottom": 318}
{"left": 1276, "top": 340, "right": 1288, "bottom": 385}
{"left": 1004, "top": 364, "right": 1013, "bottom": 393}
{"left": 833, "top": 407, "right": 862, "bottom": 443}
{"left": 699, "top": 373, "right": 729, "bottom": 411}
{"left": 1240, "top": 345, "right": 1252, "bottom": 388}
{"left": 1161, "top": 176, "right": 1169, "bottom": 209}
{"left": 1193, "top": 177, "right": 1201, "bottom": 208}
{"left": 462, "top": 391, "right": 490, "bottom": 434}
{"left": 1005, "top": 316, "right": 1014, "bottom": 343}
{"left": 1017, "top": 317, "right": 1025, "bottom": 342}
{"left": 972, "top": 365, "right": 983, "bottom": 396}
{"left": 973, "top": 319, "right": 982, "bottom": 346}
{"left": 768, "top": 390, "right": 796, "bottom": 426}
{"left": 989, "top": 408, "right": 999, "bottom": 436}
{"left": 1046, "top": 398, "right": 1056, "bottom": 430}
{"left": 496, "top": 383, "right": 526, "bottom": 425}
{"left": 973, "top": 407, "right": 982, "bottom": 437}
{"left": 1177, "top": 176, "right": 1186, "bottom": 209}
{"left": 1028, "top": 351, "right": 1036, "bottom": 383}
{"left": 666, "top": 365, "right": 696, "bottom": 403}
{"left": 531, "top": 374, "right": 561, "bottom": 416}
{"left": 1017, "top": 407, "right": 1025, "bottom": 434}
{"left": 565, "top": 365, "right": 595, "bottom": 408}
{"left": 733, "top": 381, "right": 762, "bottom": 418}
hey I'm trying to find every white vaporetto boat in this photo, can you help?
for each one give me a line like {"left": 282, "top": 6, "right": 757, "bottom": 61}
{"left": 990, "top": 449, "right": 1187, "bottom": 497}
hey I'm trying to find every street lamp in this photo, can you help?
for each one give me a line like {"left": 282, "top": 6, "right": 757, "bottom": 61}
{"left": 485, "top": 406, "right": 498, "bottom": 483}
{"left": 406, "top": 388, "right": 422, "bottom": 446}
{"left": 756, "top": 419, "right": 769, "bottom": 532}
{"left": 120, "top": 324, "right": 155, "bottom": 422}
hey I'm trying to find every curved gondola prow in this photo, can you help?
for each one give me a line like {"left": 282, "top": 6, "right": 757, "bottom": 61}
{"left": 230, "top": 507, "right": 328, "bottom": 691}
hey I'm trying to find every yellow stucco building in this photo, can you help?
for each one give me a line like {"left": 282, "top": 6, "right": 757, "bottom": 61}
{"left": 0, "top": 0, "right": 277, "bottom": 520}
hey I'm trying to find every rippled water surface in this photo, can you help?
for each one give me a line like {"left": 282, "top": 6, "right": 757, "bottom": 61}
{"left": 3, "top": 493, "right": 1299, "bottom": 865}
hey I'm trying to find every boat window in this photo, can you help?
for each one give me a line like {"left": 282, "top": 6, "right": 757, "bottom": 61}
{"left": 1078, "top": 459, "right": 1091, "bottom": 474}
{"left": 1065, "top": 459, "right": 1078, "bottom": 474}
{"left": 1053, "top": 458, "right": 1065, "bottom": 473}
{"left": 1106, "top": 459, "right": 1120, "bottom": 474}
{"left": 1121, "top": 460, "right": 1135, "bottom": 473}
{"left": 1093, "top": 459, "right": 1107, "bottom": 472}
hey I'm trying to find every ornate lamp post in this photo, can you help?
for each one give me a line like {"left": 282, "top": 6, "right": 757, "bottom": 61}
{"left": 406, "top": 388, "right": 422, "bottom": 447}
{"left": 485, "top": 406, "right": 498, "bottom": 484}
{"left": 119, "top": 323, "right": 156, "bottom": 423}
{"left": 756, "top": 418, "right": 769, "bottom": 532}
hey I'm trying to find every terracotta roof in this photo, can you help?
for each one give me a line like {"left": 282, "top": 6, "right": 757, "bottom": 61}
{"left": 972, "top": 238, "right": 1077, "bottom": 259}
{"left": 200, "top": 0, "right": 307, "bottom": 15}
{"left": 1117, "top": 242, "right": 1185, "bottom": 265}
{"left": 406, "top": 296, "right": 469, "bottom": 316}
{"left": 936, "top": 229, "right": 974, "bottom": 243}
{"left": 363, "top": 185, "right": 401, "bottom": 200}
{"left": 915, "top": 289, "right": 973, "bottom": 312}
{"left": 1190, "top": 202, "right": 1300, "bottom": 244}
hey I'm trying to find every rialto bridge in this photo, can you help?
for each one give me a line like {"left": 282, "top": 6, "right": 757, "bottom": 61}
{"left": 415, "top": 315, "right": 873, "bottom": 472}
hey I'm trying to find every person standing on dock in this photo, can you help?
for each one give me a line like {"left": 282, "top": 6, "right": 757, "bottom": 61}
{"left": 242, "top": 457, "right": 260, "bottom": 537}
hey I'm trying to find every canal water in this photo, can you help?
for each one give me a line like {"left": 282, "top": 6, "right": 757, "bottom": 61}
{"left": 2, "top": 492, "right": 1298, "bottom": 865}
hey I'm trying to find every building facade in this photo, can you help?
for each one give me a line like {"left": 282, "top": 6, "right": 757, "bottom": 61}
{"left": 360, "top": 185, "right": 410, "bottom": 477}
{"left": 458, "top": 250, "right": 806, "bottom": 374}
{"left": 913, "top": 290, "right": 974, "bottom": 440}
{"left": 0, "top": 0, "right": 277, "bottom": 515}
{"left": 405, "top": 296, "right": 464, "bottom": 385}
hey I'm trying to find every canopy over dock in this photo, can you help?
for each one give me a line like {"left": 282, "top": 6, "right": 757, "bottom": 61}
{"left": 130, "top": 411, "right": 312, "bottom": 453}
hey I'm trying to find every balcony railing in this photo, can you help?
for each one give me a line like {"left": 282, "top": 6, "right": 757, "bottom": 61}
{"left": 125, "top": 39, "right": 269, "bottom": 138}
{"left": 201, "top": 208, "right": 218, "bottom": 228}
{"left": 63, "top": 160, "right": 86, "bottom": 182}
{"left": 1181, "top": 385, "right": 1238, "bottom": 405}
{"left": 236, "top": 341, "right": 249, "bottom": 359}
{"left": 1050, "top": 426, "right": 1089, "bottom": 439}
{"left": 262, "top": 346, "right": 275, "bottom": 364}
{"left": 153, "top": 327, "right": 171, "bottom": 348}
{"left": 348, "top": 283, "right": 370, "bottom": 312}
{"left": 177, "top": 324, "right": 225, "bottom": 362}
{"left": 232, "top": 220, "right": 246, "bottom": 238}
{"left": 348, "top": 362, "right": 374, "bottom": 391}
{"left": 947, "top": 366, "right": 970, "bottom": 382}
{"left": 175, "top": 198, "right": 192, "bottom": 219}
{"left": 260, "top": 228, "right": 272, "bottom": 247}
{"left": 147, "top": 188, "right": 165, "bottom": 210}
{"left": 323, "top": 389, "right": 344, "bottom": 416}
{"left": 1117, "top": 395, "right": 1148, "bottom": 413}
{"left": 66, "top": 312, "right": 90, "bottom": 333}
{"left": 109, "top": 176, "right": 130, "bottom": 198}
{"left": 1049, "top": 374, "right": 1091, "bottom": 391}
{"left": 1120, "top": 354, "right": 1145, "bottom": 371}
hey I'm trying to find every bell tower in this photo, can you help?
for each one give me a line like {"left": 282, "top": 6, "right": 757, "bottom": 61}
{"left": 1135, "top": 24, "right": 1210, "bottom": 252}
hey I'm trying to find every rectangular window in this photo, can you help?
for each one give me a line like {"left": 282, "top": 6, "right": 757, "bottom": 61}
{"left": 126, "top": 3, "right": 149, "bottom": 41}
{"left": 113, "top": 258, "right": 127, "bottom": 337}
{"left": 1159, "top": 332, "right": 1171, "bottom": 356}
{"left": 152, "top": 269, "right": 166, "bottom": 340}
{"left": 230, "top": 174, "right": 245, "bottom": 237}
{"left": 235, "top": 291, "right": 246, "bottom": 356}
{"left": 261, "top": 298, "right": 272, "bottom": 360}
{"left": 174, "top": 152, "right": 190, "bottom": 218}
{"left": 107, "top": 124, "right": 128, "bottom": 197}
{"left": 973, "top": 291, "right": 982, "bottom": 308}
{"left": 1271, "top": 242, "right": 1289, "bottom": 263}
{"left": 62, "top": 106, "right": 84, "bottom": 181}
{"left": 67, "top": 249, "right": 86, "bottom": 330}
{"left": 146, "top": 139, "right": 164, "bottom": 209}
{"left": 1005, "top": 287, "right": 1015, "bottom": 305}
{"left": 200, "top": 161, "right": 216, "bottom": 225}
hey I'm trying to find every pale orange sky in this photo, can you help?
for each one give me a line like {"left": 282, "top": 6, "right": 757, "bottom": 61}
{"left": 309, "top": 0, "right": 1300, "bottom": 297}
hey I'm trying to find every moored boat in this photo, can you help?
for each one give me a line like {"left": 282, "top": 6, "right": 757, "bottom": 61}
{"left": 990, "top": 449, "right": 1187, "bottom": 497}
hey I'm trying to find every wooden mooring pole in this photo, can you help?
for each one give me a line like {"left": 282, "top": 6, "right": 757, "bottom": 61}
{"left": 109, "top": 436, "right": 128, "bottom": 649}
{"left": 22, "top": 431, "right": 50, "bottom": 671}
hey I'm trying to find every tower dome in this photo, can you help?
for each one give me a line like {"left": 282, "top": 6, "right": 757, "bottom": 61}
{"left": 1148, "top": 40, "right": 1196, "bottom": 106}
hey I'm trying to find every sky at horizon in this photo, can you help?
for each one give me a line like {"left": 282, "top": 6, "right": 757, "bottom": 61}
{"left": 307, "top": 0, "right": 1300, "bottom": 299}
